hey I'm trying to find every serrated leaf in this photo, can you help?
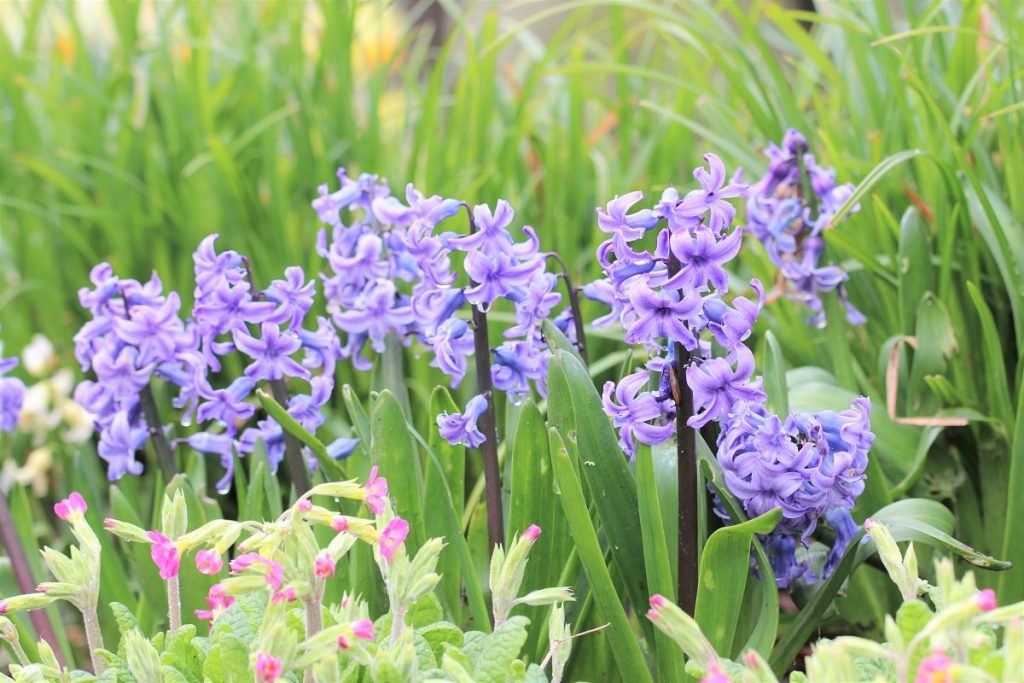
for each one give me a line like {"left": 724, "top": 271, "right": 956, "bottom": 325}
{"left": 161, "top": 625, "right": 201, "bottom": 683}
{"left": 108, "top": 603, "right": 139, "bottom": 636}
{"left": 471, "top": 616, "right": 530, "bottom": 683}
{"left": 419, "top": 622, "right": 465, "bottom": 663}
{"left": 414, "top": 630, "right": 439, "bottom": 671}
{"left": 202, "top": 632, "right": 250, "bottom": 682}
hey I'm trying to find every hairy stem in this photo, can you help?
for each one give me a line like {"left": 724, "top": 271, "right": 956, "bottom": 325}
{"left": 545, "top": 252, "right": 589, "bottom": 365}
{"left": 9, "top": 636, "right": 31, "bottom": 666}
{"left": 668, "top": 253, "right": 699, "bottom": 616}
{"left": 167, "top": 575, "right": 181, "bottom": 631}
{"left": 466, "top": 210, "right": 504, "bottom": 551}
{"left": 82, "top": 603, "right": 106, "bottom": 674}
{"left": 139, "top": 384, "right": 177, "bottom": 480}
{"left": 304, "top": 590, "right": 323, "bottom": 683}
{"left": 0, "top": 490, "right": 65, "bottom": 667}
{"left": 270, "top": 378, "right": 312, "bottom": 496}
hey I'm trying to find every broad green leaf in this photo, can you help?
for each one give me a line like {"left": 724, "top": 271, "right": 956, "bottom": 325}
{"left": 965, "top": 282, "right": 1013, "bottom": 434}
{"left": 372, "top": 390, "right": 425, "bottom": 551}
{"left": 694, "top": 508, "right": 781, "bottom": 658}
{"left": 425, "top": 386, "right": 466, "bottom": 620}
{"left": 549, "top": 428, "right": 654, "bottom": 683}
{"left": 694, "top": 438, "right": 778, "bottom": 657}
{"left": 342, "top": 383, "right": 373, "bottom": 449}
{"left": 635, "top": 444, "right": 684, "bottom": 682}
{"left": 546, "top": 351, "right": 649, "bottom": 634}
{"left": 998, "top": 371, "right": 1024, "bottom": 603}
{"left": 897, "top": 208, "right": 934, "bottom": 336}
{"left": 202, "top": 632, "right": 250, "bottom": 682}
{"left": 542, "top": 319, "right": 584, "bottom": 366}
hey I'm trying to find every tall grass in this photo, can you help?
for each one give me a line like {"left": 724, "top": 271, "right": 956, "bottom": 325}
{"left": 2, "top": 0, "right": 1022, "bottom": 649}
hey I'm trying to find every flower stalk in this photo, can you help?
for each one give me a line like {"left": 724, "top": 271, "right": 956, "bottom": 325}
{"left": 668, "top": 254, "right": 699, "bottom": 616}
{"left": 467, "top": 210, "right": 504, "bottom": 551}
{"left": 167, "top": 575, "right": 182, "bottom": 631}
{"left": 270, "top": 378, "right": 312, "bottom": 496}
{"left": 82, "top": 601, "right": 106, "bottom": 674}
{"left": 140, "top": 383, "right": 177, "bottom": 480}
{"left": 545, "top": 252, "right": 589, "bottom": 365}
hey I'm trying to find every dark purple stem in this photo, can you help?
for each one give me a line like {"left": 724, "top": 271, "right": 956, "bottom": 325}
{"left": 139, "top": 384, "right": 177, "bottom": 481}
{"left": 465, "top": 208, "right": 504, "bottom": 551}
{"left": 668, "top": 254, "right": 699, "bottom": 616}
{"left": 0, "top": 489, "right": 66, "bottom": 667}
{"left": 544, "top": 252, "right": 589, "bottom": 365}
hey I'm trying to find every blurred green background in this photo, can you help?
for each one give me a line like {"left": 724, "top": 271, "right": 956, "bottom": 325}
{"left": 2, "top": 0, "right": 1023, "bottom": 604}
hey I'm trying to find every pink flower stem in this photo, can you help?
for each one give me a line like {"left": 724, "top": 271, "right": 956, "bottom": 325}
{"left": 82, "top": 602, "right": 106, "bottom": 674}
{"left": 668, "top": 254, "right": 698, "bottom": 616}
{"left": 167, "top": 575, "right": 181, "bottom": 631}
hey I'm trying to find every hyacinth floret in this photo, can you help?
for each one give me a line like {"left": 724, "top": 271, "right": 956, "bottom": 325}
{"left": 746, "top": 128, "right": 865, "bottom": 327}
{"left": 0, "top": 352, "right": 26, "bottom": 432}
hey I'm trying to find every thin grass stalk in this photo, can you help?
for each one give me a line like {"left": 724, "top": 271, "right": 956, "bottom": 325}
{"left": 668, "top": 255, "right": 699, "bottom": 616}
{"left": 466, "top": 209, "right": 504, "bottom": 550}
{"left": 0, "top": 490, "right": 66, "bottom": 668}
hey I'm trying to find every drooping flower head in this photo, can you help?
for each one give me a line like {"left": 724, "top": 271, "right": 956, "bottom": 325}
{"left": 436, "top": 394, "right": 488, "bottom": 448}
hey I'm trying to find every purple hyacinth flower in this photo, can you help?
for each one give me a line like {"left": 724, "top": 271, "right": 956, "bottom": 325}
{"left": 92, "top": 346, "right": 152, "bottom": 401}
{"left": 447, "top": 201, "right": 516, "bottom": 255}
{"left": 182, "top": 432, "right": 236, "bottom": 493}
{"left": 232, "top": 323, "right": 309, "bottom": 382}
{"left": 491, "top": 341, "right": 545, "bottom": 404}
{"left": 0, "top": 356, "right": 25, "bottom": 432}
{"left": 596, "top": 191, "right": 660, "bottom": 251}
{"left": 325, "top": 437, "right": 360, "bottom": 460}
{"left": 196, "top": 375, "right": 256, "bottom": 430}
{"left": 506, "top": 272, "right": 561, "bottom": 338}
{"left": 601, "top": 370, "right": 674, "bottom": 458}
{"left": 674, "top": 153, "right": 747, "bottom": 232}
{"left": 98, "top": 411, "right": 147, "bottom": 480}
{"left": 623, "top": 279, "right": 703, "bottom": 349}
{"left": 332, "top": 279, "right": 414, "bottom": 353}
{"left": 703, "top": 279, "right": 764, "bottom": 350}
{"left": 686, "top": 345, "right": 765, "bottom": 428}
{"left": 425, "top": 317, "right": 474, "bottom": 387}
{"left": 464, "top": 250, "right": 542, "bottom": 311}
{"left": 663, "top": 225, "right": 743, "bottom": 293}
{"left": 581, "top": 278, "right": 623, "bottom": 329}
{"left": 436, "top": 394, "right": 488, "bottom": 448}
{"left": 193, "top": 234, "right": 245, "bottom": 293}
{"left": 113, "top": 293, "right": 186, "bottom": 366}
{"left": 194, "top": 281, "right": 277, "bottom": 337}
{"left": 265, "top": 267, "right": 316, "bottom": 330}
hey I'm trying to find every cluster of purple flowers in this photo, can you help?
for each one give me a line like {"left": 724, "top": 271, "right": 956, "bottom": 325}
{"left": 746, "top": 128, "right": 865, "bottom": 327}
{"left": 588, "top": 149, "right": 873, "bottom": 587}
{"left": 587, "top": 153, "right": 766, "bottom": 457}
{"left": 717, "top": 398, "right": 872, "bottom": 586}
{"left": 312, "top": 168, "right": 577, "bottom": 447}
{"left": 0, "top": 350, "right": 25, "bottom": 432}
{"left": 72, "top": 238, "right": 356, "bottom": 490}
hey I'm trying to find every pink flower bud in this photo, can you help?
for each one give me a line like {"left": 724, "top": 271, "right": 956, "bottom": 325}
{"left": 54, "top": 492, "right": 87, "bottom": 521}
{"left": 315, "top": 553, "right": 336, "bottom": 578}
{"left": 649, "top": 594, "right": 667, "bottom": 609}
{"left": 297, "top": 499, "right": 313, "bottom": 513}
{"left": 352, "top": 619, "right": 374, "bottom": 640}
{"left": 332, "top": 516, "right": 349, "bottom": 533}
{"left": 863, "top": 518, "right": 878, "bottom": 530}
{"left": 975, "top": 589, "right": 997, "bottom": 612}
{"left": 914, "top": 648, "right": 952, "bottom": 683}
{"left": 195, "top": 549, "right": 224, "bottom": 576}
{"left": 364, "top": 466, "right": 388, "bottom": 515}
{"left": 206, "top": 583, "right": 234, "bottom": 610}
{"left": 521, "top": 524, "right": 542, "bottom": 543}
{"left": 337, "top": 634, "right": 351, "bottom": 650}
{"left": 701, "top": 661, "right": 731, "bottom": 683}
{"left": 379, "top": 517, "right": 409, "bottom": 563}
{"left": 0, "top": 599, "right": 8, "bottom": 614}
{"left": 255, "top": 652, "right": 283, "bottom": 682}
{"left": 147, "top": 531, "right": 181, "bottom": 580}
{"left": 103, "top": 518, "right": 115, "bottom": 529}
{"left": 271, "top": 587, "right": 297, "bottom": 604}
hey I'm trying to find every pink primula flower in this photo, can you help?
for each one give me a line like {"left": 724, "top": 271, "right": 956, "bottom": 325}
{"left": 255, "top": 652, "right": 283, "bottom": 682}
{"left": 379, "top": 517, "right": 409, "bottom": 563}
{"left": 195, "top": 549, "right": 224, "bottom": 575}
{"left": 54, "top": 492, "right": 88, "bottom": 522}
{"left": 364, "top": 466, "right": 388, "bottom": 515}
{"left": 230, "top": 552, "right": 284, "bottom": 590}
{"left": 315, "top": 553, "right": 336, "bottom": 578}
{"left": 915, "top": 648, "right": 953, "bottom": 683}
{"left": 147, "top": 531, "right": 181, "bottom": 580}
